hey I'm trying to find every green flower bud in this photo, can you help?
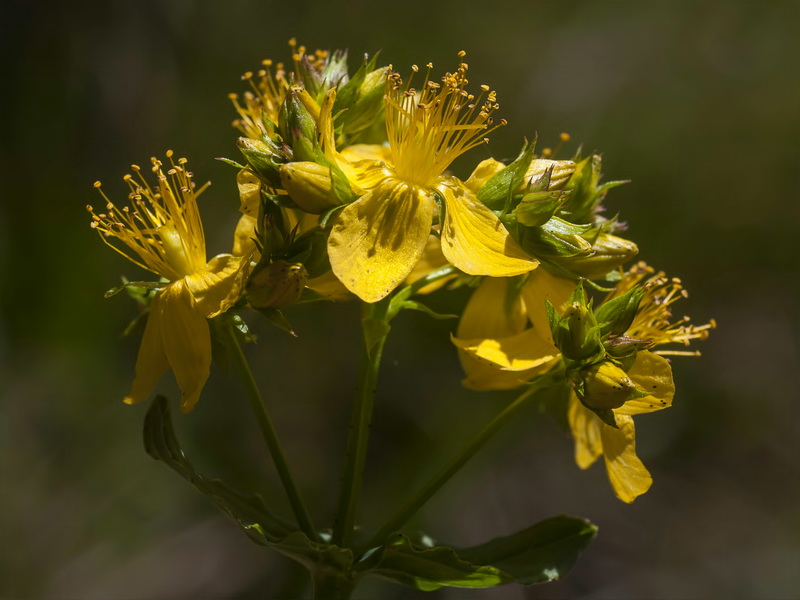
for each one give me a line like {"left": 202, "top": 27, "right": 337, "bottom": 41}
{"left": 555, "top": 234, "right": 639, "bottom": 279}
{"left": 595, "top": 285, "right": 646, "bottom": 337}
{"left": 552, "top": 302, "right": 602, "bottom": 362}
{"left": 579, "top": 361, "right": 637, "bottom": 410}
{"left": 247, "top": 260, "right": 308, "bottom": 309}
{"left": 279, "top": 88, "right": 321, "bottom": 160}
{"left": 341, "top": 67, "right": 389, "bottom": 138}
{"left": 515, "top": 190, "right": 572, "bottom": 227}
{"left": 518, "top": 217, "right": 595, "bottom": 258}
{"left": 237, "top": 137, "right": 291, "bottom": 189}
{"left": 280, "top": 162, "right": 345, "bottom": 213}
{"left": 521, "top": 159, "right": 576, "bottom": 193}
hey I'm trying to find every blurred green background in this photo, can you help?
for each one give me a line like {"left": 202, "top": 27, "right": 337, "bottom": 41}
{"left": 1, "top": 0, "right": 798, "bottom": 598}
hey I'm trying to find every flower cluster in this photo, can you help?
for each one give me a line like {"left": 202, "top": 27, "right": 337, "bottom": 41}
{"left": 91, "top": 41, "right": 713, "bottom": 503}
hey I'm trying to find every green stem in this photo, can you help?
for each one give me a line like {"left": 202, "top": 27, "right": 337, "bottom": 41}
{"left": 361, "top": 377, "right": 551, "bottom": 553}
{"left": 331, "top": 302, "right": 389, "bottom": 548}
{"left": 225, "top": 319, "right": 318, "bottom": 541}
{"left": 311, "top": 566, "right": 356, "bottom": 600}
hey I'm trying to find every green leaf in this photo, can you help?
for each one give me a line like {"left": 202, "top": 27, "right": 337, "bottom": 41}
{"left": 365, "top": 534, "right": 511, "bottom": 591}
{"left": 457, "top": 515, "right": 597, "bottom": 585}
{"left": 143, "top": 396, "right": 354, "bottom": 571}
{"left": 105, "top": 280, "right": 163, "bottom": 298}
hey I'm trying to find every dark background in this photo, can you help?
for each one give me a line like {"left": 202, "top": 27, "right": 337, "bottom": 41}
{"left": 1, "top": 0, "right": 798, "bottom": 598}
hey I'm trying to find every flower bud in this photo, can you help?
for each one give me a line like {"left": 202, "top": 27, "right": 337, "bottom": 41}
{"left": 521, "top": 159, "right": 576, "bottom": 193}
{"left": 515, "top": 190, "right": 571, "bottom": 227}
{"left": 555, "top": 234, "right": 639, "bottom": 279}
{"left": 553, "top": 300, "right": 601, "bottom": 361}
{"left": 579, "top": 361, "right": 636, "bottom": 409}
{"left": 237, "top": 137, "right": 290, "bottom": 189}
{"left": 279, "top": 88, "right": 321, "bottom": 161}
{"left": 341, "top": 66, "right": 389, "bottom": 137}
{"left": 280, "top": 162, "right": 345, "bottom": 213}
{"left": 247, "top": 260, "right": 308, "bottom": 309}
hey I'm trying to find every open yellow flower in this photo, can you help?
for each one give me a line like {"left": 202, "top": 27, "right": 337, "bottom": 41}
{"left": 327, "top": 54, "right": 538, "bottom": 303}
{"left": 567, "top": 350, "right": 674, "bottom": 502}
{"left": 567, "top": 265, "right": 714, "bottom": 502}
{"left": 89, "top": 152, "right": 249, "bottom": 412}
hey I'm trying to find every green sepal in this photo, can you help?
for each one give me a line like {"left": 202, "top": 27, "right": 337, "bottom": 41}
{"left": 104, "top": 280, "right": 163, "bottom": 299}
{"left": 215, "top": 156, "right": 246, "bottom": 170}
{"left": 515, "top": 189, "right": 572, "bottom": 227}
{"left": 279, "top": 89, "right": 318, "bottom": 154}
{"left": 252, "top": 306, "right": 297, "bottom": 337}
{"left": 361, "top": 515, "right": 596, "bottom": 591}
{"left": 361, "top": 316, "right": 391, "bottom": 359}
{"left": 284, "top": 227, "right": 331, "bottom": 279}
{"left": 518, "top": 217, "right": 596, "bottom": 259}
{"left": 237, "top": 137, "right": 290, "bottom": 190}
{"left": 477, "top": 138, "right": 536, "bottom": 211}
{"left": 594, "top": 286, "right": 645, "bottom": 337}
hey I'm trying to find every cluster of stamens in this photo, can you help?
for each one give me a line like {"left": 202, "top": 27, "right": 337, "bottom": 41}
{"left": 612, "top": 262, "right": 716, "bottom": 354}
{"left": 87, "top": 151, "right": 207, "bottom": 281}
{"left": 229, "top": 39, "right": 328, "bottom": 138}
{"left": 385, "top": 51, "right": 507, "bottom": 186}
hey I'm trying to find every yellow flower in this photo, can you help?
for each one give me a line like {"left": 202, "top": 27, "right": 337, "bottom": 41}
{"left": 567, "top": 350, "right": 674, "bottom": 502}
{"left": 327, "top": 54, "right": 538, "bottom": 303}
{"left": 89, "top": 152, "right": 249, "bottom": 412}
{"left": 452, "top": 268, "right": 574, "bottom": 389}
{"left": 566, "top": 263, "right": 714, "bottom": 502}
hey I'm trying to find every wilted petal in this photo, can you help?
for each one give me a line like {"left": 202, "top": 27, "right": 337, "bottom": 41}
{"left": 328, "top": 180, "right": 434, "bottom": 302}
{"left": 159, "top": 281, "right": 212, "bottom": 412}
{"left": 438, "top": 181, "right": 538, "bottom": 277}
{"left": 185, "top": 254, "right": 250, "bottom": 318}
{"left": 124, "top": 291, "right": 169, "bottom": 405}
{"left": 237, "top": 169, "right": 262, "bottom": 217}
{"left": 600, "top": 414, "right": 653, "bottom": 503}
{"left": 616, "top": 351, "right": 675, "bottom": 416}
{"left": 567, "top": 394, "right": 603, "bottom": 469}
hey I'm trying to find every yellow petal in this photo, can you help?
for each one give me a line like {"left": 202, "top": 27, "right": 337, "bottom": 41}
{"left": 124, "top": 290, "right": 169, "bottom": 405}
{"left": 464, "top": 158, "right": 506, "bottom": 194}
{"left": 438, "top": 181, "right": 538, "bottom": 277}
{"left": 237, "top": 169, "right": 261, "bottom": 217}
{"left": 306, "top": 269, "right": 353, "bottom": 301}
{"left": 184, "top": 254, "right": 250, "bottom": 318}
{"left": 340, "top": 144, "right": 392, "bottom": 164}
{"left": 453, "top": 328, "right": 559, "bottom": 372}
{"left": 600, "top": 415, "right": 653, "bottom": 503}
{"left": 455, "top": 277, "right": 529, "bottom": 390}
{"left": 159, "top": 281, "right": 212, "bottom": 412}
{"left": 520, "top": 268, "right": 576, "bottom": 345}
{"left": 616, "top": 351, "right": 676, "bottom": 416}
{"left": 328, "top": 180, "right": 434, "bottom": 303}
{"left": 567, "top": 393, "right": 603, "bottom": 469}
{"left": 232, "top": 214, "right": 259, "bottom": 258}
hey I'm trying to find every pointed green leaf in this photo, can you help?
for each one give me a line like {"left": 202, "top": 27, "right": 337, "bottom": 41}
{"left": 457, "top": 515, "right": 597, "bottom": 585}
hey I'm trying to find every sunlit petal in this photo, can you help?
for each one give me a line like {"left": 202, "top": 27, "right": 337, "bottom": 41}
{"left": 328, "top": 180, "right": 434, "bottom": 302}
{"left": 438, "top": 181, "right": 538, "bottom": 277}
{"left": 616, "top": 351, "right": 675, "bottom": 416}
{"left": 184, "top": 254, "right": 250, "bottom": 318}
{"left": 453, "top": 328, "right": 559, "bottom": 372}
